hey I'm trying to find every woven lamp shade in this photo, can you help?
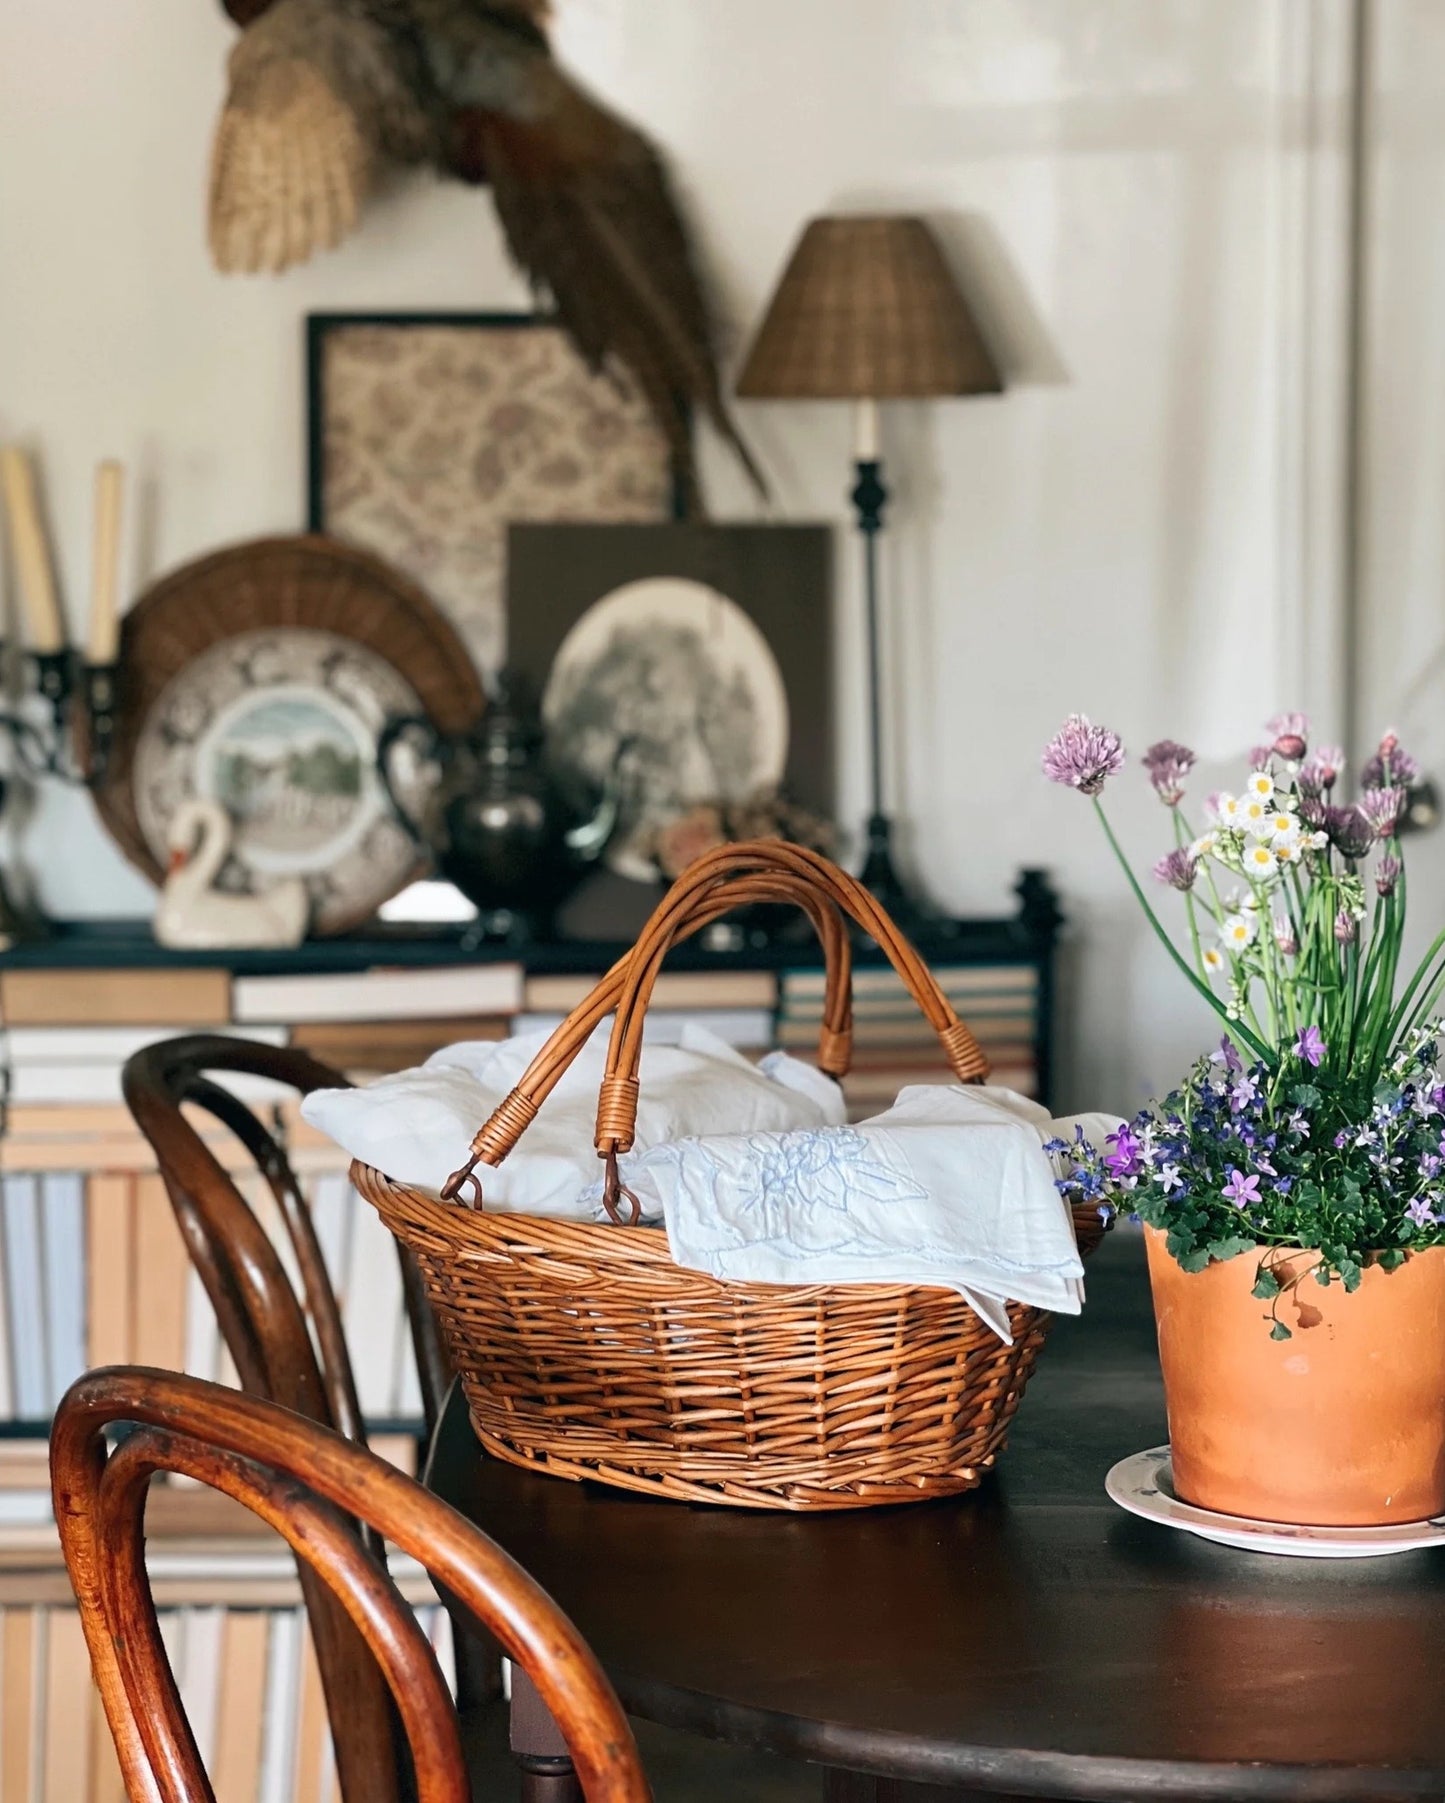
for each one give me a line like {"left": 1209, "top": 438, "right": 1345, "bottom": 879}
{"left": 737, "top": 215, "right": 1002, "bottom": 401}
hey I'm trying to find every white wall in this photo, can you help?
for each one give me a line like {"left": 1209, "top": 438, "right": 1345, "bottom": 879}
{"left": 0, "top": 0, "right": 1385, "bottom": 1114}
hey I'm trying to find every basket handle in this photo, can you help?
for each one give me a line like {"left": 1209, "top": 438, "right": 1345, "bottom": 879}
{"left": 590, "top": 844, "right": 987, "bottom": 1217}
{"left": 444, "top": 843, "right": 988, "bottom": 1210}
{"left": 440, "top": 855, "right": 853, "bottom": 1202}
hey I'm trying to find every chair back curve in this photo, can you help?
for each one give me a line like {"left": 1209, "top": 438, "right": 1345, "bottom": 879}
{"left": 51, "top": 1367, "right": 650, "bottom": 1803}
{"left": 121, "top": 1034, "right": 453, "bottom": 1803}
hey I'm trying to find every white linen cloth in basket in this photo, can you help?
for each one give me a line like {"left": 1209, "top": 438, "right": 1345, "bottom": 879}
{"left": 300, "top": 1022, "right": 846, "bottom": 1213}
{"left": 585, "top": 1085, "right": 1121, "bottom": 1342}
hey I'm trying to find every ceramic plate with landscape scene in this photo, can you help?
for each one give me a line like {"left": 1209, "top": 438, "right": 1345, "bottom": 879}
{"left": 134, "top": 630, "right": 433, "bottom": 934}
{"left": 541, "top": 577, "right": 790, "bottom": 881}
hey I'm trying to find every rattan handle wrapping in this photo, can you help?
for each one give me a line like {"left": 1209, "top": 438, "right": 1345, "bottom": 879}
{"left": 440, "top": 856, "right": 853, "bottom": 1200}
{"left": 598, "top": 844, "right": 987, "bottom": 1163}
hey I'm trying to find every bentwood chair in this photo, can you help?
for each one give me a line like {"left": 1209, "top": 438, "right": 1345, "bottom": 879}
{"left": 121, "top": 1035, "right": 458, "bottom": 1803}
{"left": 51, "top": 1367, "right": 650, "bottom": 1803}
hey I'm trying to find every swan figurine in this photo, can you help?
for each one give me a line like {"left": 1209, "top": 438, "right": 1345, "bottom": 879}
{"left": 155, "top": 798, "right": 309, "bottom": 950}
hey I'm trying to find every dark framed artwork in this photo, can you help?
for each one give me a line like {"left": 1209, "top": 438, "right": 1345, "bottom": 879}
{"left": 306, "top": 313, "right": 683, "bottom": 674}
{"left": 507, "top": 523, "right": 833, "bottom": 886}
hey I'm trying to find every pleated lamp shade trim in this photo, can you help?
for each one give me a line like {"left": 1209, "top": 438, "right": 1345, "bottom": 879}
{"left": 737, "top": 215, "right": 1003, "bottom": 401}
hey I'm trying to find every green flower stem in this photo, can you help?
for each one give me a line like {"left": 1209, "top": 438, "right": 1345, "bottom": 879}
{"left": 1092, "top": 798, "right": 1273, "bottom": 1063}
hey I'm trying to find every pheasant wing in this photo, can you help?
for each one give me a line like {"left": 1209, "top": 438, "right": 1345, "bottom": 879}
{"left": 455, "top": 54, "right": 765, "bottom": 508}
{"left": 211, "top": 0, "right": 435, "bottom": 274}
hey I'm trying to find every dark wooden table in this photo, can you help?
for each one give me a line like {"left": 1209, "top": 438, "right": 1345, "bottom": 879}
{"left": 425, "top": 1229, "right": 1445, "bottom": 1802}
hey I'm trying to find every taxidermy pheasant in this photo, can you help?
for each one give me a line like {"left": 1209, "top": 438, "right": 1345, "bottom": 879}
{"left": 211, "top": 0, "right": 764, "bottom": 508}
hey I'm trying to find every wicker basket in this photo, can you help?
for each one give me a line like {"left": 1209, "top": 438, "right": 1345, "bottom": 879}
{"left": 356, "top": 843, "right": 1104, "bottom": 1510}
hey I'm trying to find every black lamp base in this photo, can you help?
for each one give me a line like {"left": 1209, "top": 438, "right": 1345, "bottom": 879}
{"left": 855, "top": 813, "right": 958, "bottom": 943}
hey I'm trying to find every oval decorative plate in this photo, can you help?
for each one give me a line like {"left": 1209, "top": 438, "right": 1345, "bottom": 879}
{"left": 96, "top": 536, "right": 484, "bottom": 936}
{"left": 1106, "top": 1446, "right": 1445, "bottom": 1559}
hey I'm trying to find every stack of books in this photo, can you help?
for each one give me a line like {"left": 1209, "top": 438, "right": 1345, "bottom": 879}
{"left": 516, "top": 968, "right": 778, "bottom": 1051}
{"left": 778, "top": 963, "right": 1042, "bottom": 1118}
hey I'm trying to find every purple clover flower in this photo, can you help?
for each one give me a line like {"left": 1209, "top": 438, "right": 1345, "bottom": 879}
{"left": 1274, "top": 914, "right": 1298, "bottom": 956}
{"left": 1267, "top": 711, "right": 1310, "bottom": 760}
{"left": 1042, "top": 714, "right": 1125, "bottom": 797}
{"left": 1335, "top": 908, "right": 1360, "bottom": 945}
{"left": 1297, "top": 744, "right": 1344, "bottom": 797}
{"left": 1142, "top": 739, "right": 1196, "bottom": 805}
{"left": 1152, "top": 848, "right": 1199, "bottom": 891}
{"left": 1376, "top": 853, "right": 1402, "bottom": 897}
{"left": 1324, "top": 804, "right": 1375, "bottom": 859}
{"left": 1247, "top": 745, "right": 1274, "bottom": 772}
{"left": 1358, "top": 787, "right": 1406, "bottom": 839}
{"left": 1222, "top": 1169, "right": 1262, "bottom": 1208}
{"left": 1362, "top": 732, "right": 1421, "bottom": 791}
{"left": 1295, "top": 1025, "right": 1326, "bottom": 1067}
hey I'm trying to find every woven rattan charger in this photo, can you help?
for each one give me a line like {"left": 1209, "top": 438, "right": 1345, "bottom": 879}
{"left": 356, "top": 842, "right": 1104, "bottom": 1510}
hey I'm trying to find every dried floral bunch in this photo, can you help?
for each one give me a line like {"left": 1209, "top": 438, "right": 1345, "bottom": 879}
{"left": 1042, "top": 711, "right": 1445, "bottom": 1321}
{"left": 646, "top": 792, "right": 835, "bottom": 880}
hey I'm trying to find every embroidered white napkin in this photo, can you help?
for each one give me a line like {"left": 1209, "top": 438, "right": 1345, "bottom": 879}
{"left": 589, "top": 1085, "right": 1120, "bottom": 1341}
{"left": 300, "top": 1022, "right": 847, "bottom": 1213}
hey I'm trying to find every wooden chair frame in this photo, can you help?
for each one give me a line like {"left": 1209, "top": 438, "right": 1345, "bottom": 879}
{"left": 121, "top": 1035, "right": 455, "bottom": 1803}
{"left": 51, "top": 1367, "right": 649, "bottom": 1803}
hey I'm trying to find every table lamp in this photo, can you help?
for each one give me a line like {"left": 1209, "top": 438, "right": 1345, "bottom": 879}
{"left": 737, "top": 215, "right": 1002, "bottom": 929}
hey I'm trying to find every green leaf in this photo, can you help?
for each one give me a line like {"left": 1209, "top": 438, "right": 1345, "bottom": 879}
{"left": 1207, "top": 1234, "right": 1257, "bottom": 1263}
{"left": 1378, "top": 1247, "right": 1406, "bottom": 1271}
{"left": 1338, "top": 1257, "right": 1363, "bottom": 1292}
{"left": 1291, "top": 1083, "right": 1322, "bottom": 1109}
{"left": 1270, "top": 1320, "right": 1293, "bottom": 1341}
{"left": 1178, "top": 1246, "right": 1212, "bottom": 1275}
{"left": 1252, "top": 1268, "right": 1281, "bottom": 1300}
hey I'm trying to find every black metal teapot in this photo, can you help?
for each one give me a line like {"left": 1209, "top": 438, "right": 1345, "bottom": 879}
{"left": 378, "top": 671, "right": 620, "bottom": 941}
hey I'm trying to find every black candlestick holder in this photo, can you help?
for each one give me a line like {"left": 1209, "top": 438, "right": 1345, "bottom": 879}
{"left": 0, "top": 646, "right": 121, "bottom": 786}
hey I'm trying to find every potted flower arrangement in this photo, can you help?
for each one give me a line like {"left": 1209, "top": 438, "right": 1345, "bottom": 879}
{"left": 1043, "top": 712, "right": 1445, "bottom": 1527}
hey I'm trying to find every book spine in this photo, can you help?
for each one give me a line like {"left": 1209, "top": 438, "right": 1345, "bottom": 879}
{"left": 2, "top": 1177, "right": 48, "bottom": 1421}
{"left": 85, "top": 1176, "right": 134, "bottom": 1371}
{"left": 39, "top": 1175, "right": 85, "bottom": 1412}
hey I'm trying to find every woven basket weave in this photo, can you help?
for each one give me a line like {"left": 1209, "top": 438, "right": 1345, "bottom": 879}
{"left": 357, "top": 843, "right": 1103, "bottom": 1510}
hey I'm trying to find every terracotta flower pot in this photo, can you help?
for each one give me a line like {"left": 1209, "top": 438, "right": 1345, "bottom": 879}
{"left": 1145, "top": 1227, "right": 1445, "bottom": 1526}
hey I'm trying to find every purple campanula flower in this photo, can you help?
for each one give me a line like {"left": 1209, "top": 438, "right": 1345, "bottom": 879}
{"left": 1268, "top": 711, "right": 1310, "bottom": 760}
{"left": 1325, "top": 805, "right": 1375, "bottom": 859}
{"left": 1142, "top": 739, "right": 1196, "bottom": 805}
{"left": 1231, "top": 1073, "right": 1260, "bottom": 1111}
{"left": 1295, "top": 1025, "right": 1326, "bottom": 1067}
{"left": 1297, "top": 744, "right": 1345, "bottom": 796}
{"left": 1152, "top": 848, "right": 1199, "bottom": 891}
{"left": 1406, "top": 1195, "right": 1440, "bottom": 1229}
{"left": 1358, "top": 787, "right": 1406, "bottom": 840}
{"left": 1216, "top": 1037, "right": 1243, "bottom": 1075}
{"left": 1103, "top": 1124, "right": 1144, "bottom": 1180}
{"left": 1042, "top": 714, "right": 1125, "bottom": 796}
{"left": 1222, "top": 1169, "right": 1262, "bottom": 1208}
{"left": 1376, "top": 853, "right": 1402, "bottom": 897}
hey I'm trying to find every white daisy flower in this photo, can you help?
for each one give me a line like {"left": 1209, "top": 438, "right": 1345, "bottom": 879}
{"left": 1190, "top": 832, "right": 1218, "bottom": 859}
{"left": 1274, "top": 840, "right": 1303, "bottom": 865}
{"left": 1307, "top": 830, "right": 1329, "bottom": 850}
{"left": 1213, "top": 793, "right": 1242, "bottom": 825}
{"left": 1243, "top": 842, "right": 1282, "bottom": 880}
{"left": 1221, "top": 911, "right": 1258, "bottom": 950}
{"left": 1245, "top": 771, "right": 1275, "bottom": 800}
{"left": 1263, "top": 810, "right": 1301, "bottom": 843}
{"left": 1238, "top": 795, "right": 1271, "bottom": 830}
{"left": 1203, "top": 947, "right": 1225, "bottom": 973}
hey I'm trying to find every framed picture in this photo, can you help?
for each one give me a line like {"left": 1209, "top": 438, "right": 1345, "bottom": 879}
{"left": 506, "top": 523, "right": 833, "bottom": 885}
{"left": 306, "top": 313, "right": 682, "bottom": 674}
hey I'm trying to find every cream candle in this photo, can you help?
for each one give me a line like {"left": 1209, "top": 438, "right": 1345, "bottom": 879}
{"left": 0, "top": 447, "right": 66, "bottom": 654}
{"left": 88, "top": 460, "right": 124, "bottom": 665}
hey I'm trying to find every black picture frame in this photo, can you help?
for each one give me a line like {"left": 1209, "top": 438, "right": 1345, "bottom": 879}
{"left": 506, "top": 521, "right": 834, "bottom": 922}
{"left": 305, "top": 312, "right": 687, "bottom": 673}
